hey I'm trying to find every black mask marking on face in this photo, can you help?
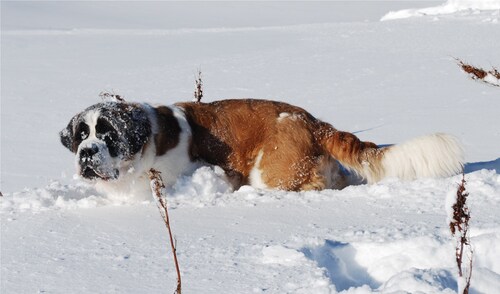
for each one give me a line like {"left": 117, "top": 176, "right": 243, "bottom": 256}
{"left": 60, "top": 102, "right": 152, "bottom": 160}
{"left": 95, "top": 118, "right": 119, "bottom": 157}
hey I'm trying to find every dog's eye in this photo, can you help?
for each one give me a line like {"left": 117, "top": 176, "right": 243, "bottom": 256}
{"left": 96, "top": 118, "right": 114, "bottom": 135}
{"left": 96, "top": 118, "right": 119, "bottom": 157}
{"left": 77, "top": 122, "right": 90, "bottom": 140}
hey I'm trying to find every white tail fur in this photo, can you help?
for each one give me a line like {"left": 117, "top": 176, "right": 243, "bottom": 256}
{"left": 375, "top": 133, "right": 464, "bottom": 183}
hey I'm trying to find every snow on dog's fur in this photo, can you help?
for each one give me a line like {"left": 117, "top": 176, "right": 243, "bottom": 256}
{"left": 60, "top": 99, "right": 464, "bottom": 199}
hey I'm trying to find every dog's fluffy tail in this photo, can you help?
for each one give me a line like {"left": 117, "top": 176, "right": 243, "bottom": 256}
{"left": 321, "top": 129, "right": 464, "bottom": 183}
{"left": 380, "top": 133, "right": 464, "bottom": 181}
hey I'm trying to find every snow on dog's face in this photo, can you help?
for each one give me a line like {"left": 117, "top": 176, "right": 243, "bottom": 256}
{"left": 60, "top": 102, "right": 151, "bottom": 182}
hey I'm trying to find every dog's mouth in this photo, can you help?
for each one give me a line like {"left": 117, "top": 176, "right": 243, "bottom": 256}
{"left": 82, "top": 166, "right": 118, "bottom": 181}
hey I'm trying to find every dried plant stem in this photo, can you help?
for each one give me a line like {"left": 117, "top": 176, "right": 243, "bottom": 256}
{"left": 148, "top": 169, "right": 182, "bottom": 294}
{"left": 449, "top": 173, "right": 473, "bottom": 294}
{"left": 194, "top": 69, "right": 203, "bottom": 102}
{"left": 99, "top": 91, "right": 126, "bottom": 102}
{"left": 455, "top": 58, "right": 500, "bottom": 87}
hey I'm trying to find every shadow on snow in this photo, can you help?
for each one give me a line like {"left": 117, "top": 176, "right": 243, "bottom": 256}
{"left": 301, "top": 240, "right": 380, "bottom": 292}
{"left": 465, "top": 158, "right": 500, "bottom": 174}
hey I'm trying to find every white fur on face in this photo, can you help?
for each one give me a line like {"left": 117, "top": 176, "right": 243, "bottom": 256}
{"left": 75, "top": 109, "right": 121, "bottom": 181}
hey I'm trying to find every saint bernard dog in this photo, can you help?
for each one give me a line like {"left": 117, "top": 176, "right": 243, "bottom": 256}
{"left": 60, "top": 99, "right": 464, "bottom": 198}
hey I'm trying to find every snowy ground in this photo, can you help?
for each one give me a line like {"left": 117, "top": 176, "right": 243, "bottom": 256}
{"left": 1, "top": 1, "right": 500, "bottom": 293}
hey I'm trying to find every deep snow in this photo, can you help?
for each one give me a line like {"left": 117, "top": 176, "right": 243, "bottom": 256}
{"left": 1, "top": 1, "right": 500, "bottom": 293}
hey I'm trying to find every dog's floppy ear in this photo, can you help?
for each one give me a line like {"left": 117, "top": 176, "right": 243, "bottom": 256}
{"left": 126, "top": 107, "right": 152, "bottom": 155}
{"left": 60, "top": 117, "right": 75, "bottom": 152}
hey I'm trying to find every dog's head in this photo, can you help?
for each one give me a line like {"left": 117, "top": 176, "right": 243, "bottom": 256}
{"left": 60, "top": 102, "right": 151, "bottom": 182}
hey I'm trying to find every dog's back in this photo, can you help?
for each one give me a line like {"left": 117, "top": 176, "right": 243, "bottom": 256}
{"left": 177, "top": 99, "right": 338, "bottom": 190}
{"left": 176, "top": 99, "right": 464, "bottom": 190}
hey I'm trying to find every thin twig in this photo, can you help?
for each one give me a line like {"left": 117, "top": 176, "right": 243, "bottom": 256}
{"left": 99, "top": 91, "right": 126, "bottom": 102}
{"left": 194, "top": 69, "right": 203, "bottom": 102}
{"left": 449, "top": 173, "right": 473, "bottom": 294}
{"left": 148, "top": 169, "right": 182, "bottom": 294}
{"left": 463, "top": 254, "right": 473, "bottom": 294}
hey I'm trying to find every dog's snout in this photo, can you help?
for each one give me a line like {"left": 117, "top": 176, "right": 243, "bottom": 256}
{"left": 79, "top": 144, "right": 99, "bottom": 161}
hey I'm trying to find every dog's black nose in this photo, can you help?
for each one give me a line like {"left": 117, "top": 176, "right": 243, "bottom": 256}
{"left": 80, "top": 144, "right": 99, "bottom": 162}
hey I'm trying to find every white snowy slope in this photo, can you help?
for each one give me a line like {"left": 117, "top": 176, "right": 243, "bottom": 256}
{"left": 381, "top": 0, "right": 500, "bottom": 21}
{"left": 1, "top": 1, "right": 500, "bottom": 294}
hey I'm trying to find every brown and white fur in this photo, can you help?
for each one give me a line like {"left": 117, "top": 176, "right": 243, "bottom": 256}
{"left": 60, "top": 99, "right": 464, "bottom": 199}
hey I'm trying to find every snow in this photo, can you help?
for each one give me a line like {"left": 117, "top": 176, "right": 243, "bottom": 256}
{"left": 1, "top": 1, "right": 500, "bottom": 294}
{"left": 483, "top": 72, "right": 500, "bottom": 87}
{"left": 381, "top": 0, "right": 500, "bottom": 21}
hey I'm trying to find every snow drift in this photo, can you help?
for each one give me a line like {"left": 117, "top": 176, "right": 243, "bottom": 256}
{"left": 381, "top": 0, "right": 500, "bottom": 21}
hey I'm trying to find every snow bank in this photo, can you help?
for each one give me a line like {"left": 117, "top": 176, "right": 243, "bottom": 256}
{"left": 2, "top": 168, "right": 499, "bottom": 292}
{"left": 3, "top": 168, "right": 499, "bottom": 290}
{"left": 0, "top": 181, "right": 108, "bottom": 213}
{"left": 169, "top": 166, "right": 233, "bottom": 207}
{"left": 298, "top": 229, "right": 500, "bottom": 293}
{"left": 380, "top": 268, "right": 456, "bottom": 294}
{"left": 381, "top": 0, "right": 500, "bottom": 21}
{"left": 263, "top": 245, "right": 309, "bottom": 267}
{"left": 257, "top": 226, "right": 500, "bottom": 293}
{"left": 3, "top": 168, "right": 499, "bottom": 213}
